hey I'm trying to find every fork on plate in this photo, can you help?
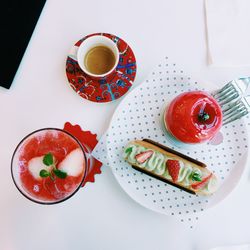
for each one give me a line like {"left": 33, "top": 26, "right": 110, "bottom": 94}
{"left": 212, "top": 77, "right": 250, "bottom": 125}
{"left": 221, "top": 96, "right": 250, "bottom": 125}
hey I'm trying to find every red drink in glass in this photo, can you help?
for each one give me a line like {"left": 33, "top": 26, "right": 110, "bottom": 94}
{"left": 11, "top": 128, "right": 87, "bottom": 204}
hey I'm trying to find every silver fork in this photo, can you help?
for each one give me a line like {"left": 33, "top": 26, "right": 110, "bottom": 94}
{"left": 212, "top": 77, "right": 250, "bottom": 125}
{"left": 212, "top": 77, "right": 250, "bottom": 107}
{"left": 222, "top": 96, "right": 250, "bottom": 125}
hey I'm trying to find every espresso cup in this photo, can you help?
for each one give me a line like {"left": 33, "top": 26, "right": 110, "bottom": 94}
{"left": 77, "top": 35, "right": 119, "bottom": 78}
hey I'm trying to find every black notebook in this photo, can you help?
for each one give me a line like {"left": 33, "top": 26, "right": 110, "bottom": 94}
{"left": 0, "top": 0, "right": 46, "bottom": 89}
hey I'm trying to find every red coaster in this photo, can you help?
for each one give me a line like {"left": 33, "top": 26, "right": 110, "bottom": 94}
{"left": 63, "top": 122, "right": 102, "bottom": 187}
{"left": 66, "top": 33, "right": 137, "bottom": 103}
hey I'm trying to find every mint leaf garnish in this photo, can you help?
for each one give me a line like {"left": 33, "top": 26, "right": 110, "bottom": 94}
{"left": 40, "top": 153, "right": 67, "bottom": 180}
{"left": 125, "top": 147, "right": 133, "bottom": 153}
{"left": 191, "top": 172, "right": 202, "bottom": 181}
{"left": 53, "top": 169, "right": 67, "bottom": 179}
{"left": 43, "top": 153, "right": 54, "bottom": 166}
{"left": 40, "top": 169, "right": 51, "bottom": 178}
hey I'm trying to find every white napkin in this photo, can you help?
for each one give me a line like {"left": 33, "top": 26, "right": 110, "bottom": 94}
{"left": 205, "top": 0, "right": 250, "bottom": 67}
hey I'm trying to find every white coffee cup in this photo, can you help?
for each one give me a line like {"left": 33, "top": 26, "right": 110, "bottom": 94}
{"left": 77, "top": 35, "right": 119, "bottom": 78}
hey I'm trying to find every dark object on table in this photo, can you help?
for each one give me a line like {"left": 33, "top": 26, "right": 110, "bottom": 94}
{"left": 0, "top": 0, "right": 46, "bottom": 89}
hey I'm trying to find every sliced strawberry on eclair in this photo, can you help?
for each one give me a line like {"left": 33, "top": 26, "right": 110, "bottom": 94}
{"left": 191, "top": 173, "right": 212, "bottom": 190}
{"left": 135, "top": 150, "right": 153, "bottom": 163}
{"left": 166, "top": 159, "right": 180, "bottom": 183}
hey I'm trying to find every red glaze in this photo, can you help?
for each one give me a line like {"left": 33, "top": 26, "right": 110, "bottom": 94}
{"left": 18, "top": 130, "right": 86, "bottom": 202}
{"left": 165, "top": 91, "right": 222, "bottom": 144}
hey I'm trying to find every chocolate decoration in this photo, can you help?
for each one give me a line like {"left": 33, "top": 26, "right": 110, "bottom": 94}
{"left": 142, "top": 139, "right": 206, "bottom": 168}
{"left": 131, "top": 165, "right": 196, "bottom": 195}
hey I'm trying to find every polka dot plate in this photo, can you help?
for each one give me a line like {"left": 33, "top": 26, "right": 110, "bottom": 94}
{"left": 104, "top": 72, "right": 248, "bottom": 216}
{"left": 66, "top": 33, "right": 136, "bottom": 103}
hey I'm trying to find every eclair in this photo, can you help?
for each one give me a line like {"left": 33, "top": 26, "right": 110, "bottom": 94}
{"left": 123, "top": 139, "right": 218, "bottom": 195}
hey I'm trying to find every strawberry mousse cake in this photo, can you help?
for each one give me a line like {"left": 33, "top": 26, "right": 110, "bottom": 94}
{"left": 164, "top": 91, "right": 223, "bottom": 144}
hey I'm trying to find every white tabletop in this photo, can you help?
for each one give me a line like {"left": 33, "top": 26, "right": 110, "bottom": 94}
{"left": 1, "top": 0, "right": 250, "bottom": 249}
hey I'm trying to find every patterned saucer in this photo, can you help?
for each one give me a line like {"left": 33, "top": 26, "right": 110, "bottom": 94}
{"left": 66, "top": 33, "right": 137, "bottom": 103}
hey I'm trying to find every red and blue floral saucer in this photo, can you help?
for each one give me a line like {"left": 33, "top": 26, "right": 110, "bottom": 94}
{"left": 66, "top": 33, "right": 137, "bottom": 103}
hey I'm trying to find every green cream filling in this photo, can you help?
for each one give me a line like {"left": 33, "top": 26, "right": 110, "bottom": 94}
{"left": 123, "top": 143, "right": 215, "bottom": 191}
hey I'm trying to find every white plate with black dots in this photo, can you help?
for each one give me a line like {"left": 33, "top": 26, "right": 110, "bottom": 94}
{"left": 104, "top": 73, "right": 248, "bottom": 216}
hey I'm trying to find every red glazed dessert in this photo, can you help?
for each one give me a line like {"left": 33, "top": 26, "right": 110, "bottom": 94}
{"left": 164, "top": 91, "right": 223, "bottom": 144}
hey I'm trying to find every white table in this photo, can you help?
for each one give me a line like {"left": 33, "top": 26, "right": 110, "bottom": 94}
{"left": 1, "top": 0, "right": 250, "bottom": 249}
